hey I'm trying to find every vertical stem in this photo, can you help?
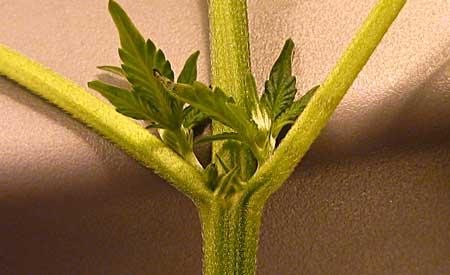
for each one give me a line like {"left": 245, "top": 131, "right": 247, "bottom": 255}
{"left": 207, "top": 0, "right": 256, "bottom": 182}
{"left": 208, "top": 0, "right": 252, "bottom": 132}
{"left": 204, "top": 0, "right": 406, "bottom": 274}
{"left": 199, "top": 196, "right": 264, "bottom": 275}
{"left": 206, "top": 3, "right": 261, "bottom": 273}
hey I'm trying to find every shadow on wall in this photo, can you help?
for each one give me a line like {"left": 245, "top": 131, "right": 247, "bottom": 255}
{"left": 372, "top": 57, "right": 450, "bottom": 148}
{"left": 0, "top": 78, "right": 203, "bottom": 275}
{"left": 309, "top": 51, "right": 450, "bottom": 162}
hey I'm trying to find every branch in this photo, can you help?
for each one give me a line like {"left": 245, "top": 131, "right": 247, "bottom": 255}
{"left": 246, "top": 0, "right": 407, "bottom": 202}
{"left": 0, "top": 44, "right": 212, "bottom": 204}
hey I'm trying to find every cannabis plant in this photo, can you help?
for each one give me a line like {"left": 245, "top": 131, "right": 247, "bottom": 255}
{"left": 0, "top": 0, "right": 406, "bottom": 274}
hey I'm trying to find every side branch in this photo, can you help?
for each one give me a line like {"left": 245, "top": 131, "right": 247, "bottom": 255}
{"left": 0, "top": 44, "right": 211, "bottom": 204}
{"left": 246, "top": 0, "right": 407, "bottom": 201}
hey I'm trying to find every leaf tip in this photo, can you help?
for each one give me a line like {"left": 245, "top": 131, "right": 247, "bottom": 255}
{"left": 108, "top": 0, "right": 120, "bottom": 12}
{"left": 286, "top": 37, "right": 294, "bottom": 45}
{"left": 87, "top": 80, "right": 97, "bottom": 89}
{"left": 192, "top": 50, "right": 200, "bottom": 58}
{"left": 108, "top": 0, "right": 119, "bottom": 15}
{"left": 283, "top": 38, "right": 295, "bottom": 54}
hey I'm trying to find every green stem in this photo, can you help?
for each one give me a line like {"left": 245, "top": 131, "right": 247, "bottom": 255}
{"left": 199, "top": 194, "right": 264, "bottom": 275}
{"left": 208, "top": 0, "right": 252, "bottom": 135}
{"left": 206, "top": 2, "right": 261, "bottom": 273}
{"left": 204, "top": 0, "right": 406, "bottom": 274}
{"left": 0, "top": 0, "right": 407, "bottom": 274}
{"left": 0, "top": 44, "right": 211, "bottom": 204}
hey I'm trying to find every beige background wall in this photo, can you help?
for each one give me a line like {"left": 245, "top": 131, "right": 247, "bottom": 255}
{"left": 1, "top": 0, "right": 449, "bottom": 274}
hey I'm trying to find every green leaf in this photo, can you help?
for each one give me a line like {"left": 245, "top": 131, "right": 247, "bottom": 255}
{"left": 261, "top": 38, "right": 297, "bottom": 120}
{"left": 244, "top": 73, "right": 271, "bottom": 132}
{"left": 154, "top": 49, "right": 175, "bottom": 80}
{"left": 182, "top": 106, "right": 210, "bottom": 136}
{"left": 204, "top": 163, "right": 219, "bottom": 191}
{"left": 108, "top": 0, "right": 181, "bottom": 129}
{"left": 159, "top": 128, "right": 193, "bottom": 157}
{"left": 108, "top": 0, "right": 145, "bottom": 62}
{"left": 195, "top": 132, "right": 241, "bottom": 145}
{"left": 87, "top": 80, "right": 155, "bottom": 121}
{"left": 97, "top": 65, "right": 125, "bottom": 77}
{"left": 155, "top": 73, "right": 258, "bottom": 146}
{"left": 214, "top": 141, "right": 257, "bottom": 181}
{"left": 243, "top": 72, "right": 260, "bottom": 119}
{"left": 272, "top": 85, "right": 319, "bottom": 138}
{"left": 177, "top": 51, "right": 210, "bottom": 134}
{"left": 214, "top": 166, "right": 241, "bottom": 198}
{"left": 182, "top": 106, "right": 209, "bottom": 129}
{"left": 177, "top": 51, "right": 200, "bottom": 84}
{"left": 145, "top": 123, "right": 164, "bottom": 129}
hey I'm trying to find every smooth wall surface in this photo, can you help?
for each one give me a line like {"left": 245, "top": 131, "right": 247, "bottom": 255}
{"left": 1, "top": 0, "right": 449, "bottom": 274}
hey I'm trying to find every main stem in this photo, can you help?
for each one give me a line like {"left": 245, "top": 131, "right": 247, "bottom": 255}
{"left": 205, "top": 1, "right": 261, "bottom": 275}
{"left": 208, "top": 0, "right": 252, "bottom": 134}
{"left": 199, "top": 194, "right": 264, "bottom": 275}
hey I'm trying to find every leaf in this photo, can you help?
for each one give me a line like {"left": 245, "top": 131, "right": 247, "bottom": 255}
{"left": 155, "top": 73, "right": 259, "bottom": 146}
{"left": 244, "top": 72, "right": 260, "bottom": 119}
{"left": 97, "top": 65, "right": 125, "bottom": 77}
{"left": 215, "top": 141, "right": 257, "bottom": 181}
{"left": 195, "top": 132, "right": 241, "bottom": 145}
{"left": 108, "top": 0, "right": 182, "bottom": 129}
{"left": 182, "top": 106, "right": 210, "bottom": 136}
{"left": 145, "top": 123, "right": 163, "bottom": 129}
{"left": 177, "top": 51, "right": 200, "bottom": 84}
{"left": 177, "top": 51, "right": 210, "bottom": 134}
{"left": 158, "top": 128, "right": 193, "bottom": 157}
{"left": 87, "top": 80, "right": 155, "bottom": 121}
{"left": 212, "top": 147, "right": 248, "bottom": 198}
{"left": 108, "top": 0, "right": 145, "bottom": 62}
{"left": 117, "top": 43, "right": 180, "bottom": 128}
{"left": 214, "top": 166, "right": 240, "bottom": 198}
{"left": 182, "top": 106, "right": 209, "bottom": 128}
{"left": 261, "top": 39, "right": 297, "bottom": 120}
{"left": 154, "top": 49, "right": 175, "bottom": 80}
{"left": 244, "top": 73, "right": 271, "bottom": 132}
{"left": 204, "top": 163, "right": 219, "bottom": 191}
{"left": 271, "top": 85, "right": 319, "bottom": 138}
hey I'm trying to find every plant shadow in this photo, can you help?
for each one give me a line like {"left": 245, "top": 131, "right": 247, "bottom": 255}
{"left": 0, "top": 76, "right": 203, "bottom": 274}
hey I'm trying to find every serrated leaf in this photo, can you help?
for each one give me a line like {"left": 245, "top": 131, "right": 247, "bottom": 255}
{"left": 87, "top": 80, "right": 155, "bottom": 121}
{"left": 261, "top": 38, "right": 297, "bottom": 120}
{"left": 155, "top": 73, "right": 259, "bottom": 147}
{"left": 178, "top": 51, "right": 200, "bottom": 84}
{"left": 177, "top": 52, "right": 210, "bottom": 134}
{"left": 272, "top": 85, "right": 319, "bottom": 138}
{"left": 108, "top": 0, "right": 182, "bottom": 129}
{"left": 154, "top": 48, "right": 175, "bottom": 80}
{"left": 97, "top": 65, "right": 125, "bottom": 77}
{"left": 182, "top": 106, "right": 211, "bottom": 137}
{"left": 109, "top": 0, "right": 174, "bottom": 80}
{"left": 182, "top": 106, "right": 209, "bottom": 129}
{"left": 159, "top": 128, "right": 191, "bottom": 156}
{"left": 195, "top": 132, "right": 241, "bottom": 145}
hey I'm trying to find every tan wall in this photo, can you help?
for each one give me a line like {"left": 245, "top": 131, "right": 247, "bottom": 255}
{"left": 0, "top": 0, "right": 449, "bottom": 274}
